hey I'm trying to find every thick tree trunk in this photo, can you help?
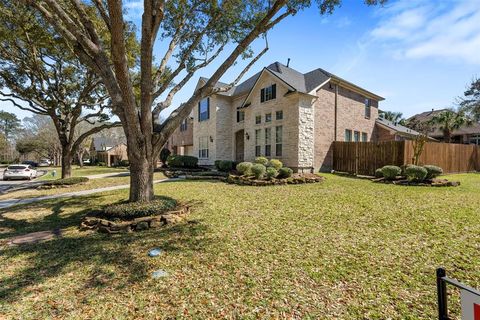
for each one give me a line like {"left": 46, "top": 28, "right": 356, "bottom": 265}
{"left": 61, "top": 147, "right": 73, "bottom": 179}
{"left": 129, "top": 155, "right": 154, "bottom": 202}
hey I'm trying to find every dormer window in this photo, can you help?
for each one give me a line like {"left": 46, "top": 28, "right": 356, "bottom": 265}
{"left": 260, "top": 84, "right": 276, "bottom": 103}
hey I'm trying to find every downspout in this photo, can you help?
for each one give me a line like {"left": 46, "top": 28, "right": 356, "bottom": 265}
{"left": 334, "top": 83, "right": 338, "bottom": 141}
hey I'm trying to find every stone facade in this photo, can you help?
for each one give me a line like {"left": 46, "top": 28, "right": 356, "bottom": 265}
{"left": 191, "top": 64, "right": 383, "bottom": 171}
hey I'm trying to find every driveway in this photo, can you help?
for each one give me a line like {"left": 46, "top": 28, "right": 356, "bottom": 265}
{"left": 0, "top": 169, "right": 48, "bottom": 194}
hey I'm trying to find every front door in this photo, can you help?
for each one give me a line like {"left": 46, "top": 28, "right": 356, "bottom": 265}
{"left": 235, "top": 130, "right": 244, "bottom": 162}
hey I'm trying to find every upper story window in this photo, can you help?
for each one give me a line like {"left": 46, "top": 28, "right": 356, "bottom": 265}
{"left": 364, "top": 98, "right": 371, "bottom": 119}
{"left": 255, "top": 115, "right": 261, "bottom": 125}
{"left": 345, "top": 129, "right": 352, "bottom": 142}
{"left": 237, "top": 110, "right": 245, "bottom": 123}
{"left": 198, "top": 98, "right": 210, "bottom": 122}
{"left": 276, "top": 110, "right": 283, "bottom": 120}
{"left": 260, "top": 84, "right": 276, "bottom": 103}
{"left": 180, "top": 119, "right": 188, "bottom": 132}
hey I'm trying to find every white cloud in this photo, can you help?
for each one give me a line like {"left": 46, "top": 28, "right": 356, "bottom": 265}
{"left": 370, "top": 0, "right": 480, "bottom": 64}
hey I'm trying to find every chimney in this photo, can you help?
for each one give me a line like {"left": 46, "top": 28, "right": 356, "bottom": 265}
{"left": 286, "top": 58, "right": 290, "bottom": 68}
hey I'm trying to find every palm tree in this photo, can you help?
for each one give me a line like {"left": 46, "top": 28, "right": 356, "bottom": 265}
{"left": 379, "top": 110, "right": 405, "bottom": 124}
{"left": 429, "top": 109, "right": 472, "bottom": 143}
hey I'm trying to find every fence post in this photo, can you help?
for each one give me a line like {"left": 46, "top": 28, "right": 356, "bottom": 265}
{"left": 437, "top": 268, "right": 449, "bottom": 320}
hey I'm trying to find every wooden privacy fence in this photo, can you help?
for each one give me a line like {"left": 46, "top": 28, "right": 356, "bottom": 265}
{"left": 333, "top": 141, "right": 480, "bottom": 176}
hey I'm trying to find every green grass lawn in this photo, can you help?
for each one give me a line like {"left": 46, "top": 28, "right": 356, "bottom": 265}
{"left": 0, "top": 172, "right": 166, "bottom": 201}
{"left": 1, "top": 173, "right": 480, "bottom": 319}
{"left": 38, "top": 165, "right": 129, "bottom": 181}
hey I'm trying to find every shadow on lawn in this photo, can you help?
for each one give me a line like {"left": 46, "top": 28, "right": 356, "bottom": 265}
{"left": 0, "top": 195, "right": 209, "bottom": 301}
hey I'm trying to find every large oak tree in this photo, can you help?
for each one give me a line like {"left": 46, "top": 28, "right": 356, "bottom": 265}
{"left": 0, "top": 1, "right": 120, "bottom": 178}
{"left": 22, "top": 0, "right": 385, "bottom": 202}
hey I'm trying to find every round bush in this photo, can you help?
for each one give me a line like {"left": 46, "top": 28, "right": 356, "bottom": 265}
{"left": 400, "top": 164, "right": 414, "bottom": 176}
{"left": 167, "top": 155, "right": 198, "bottom": 168}
{"left": 215, "top": 160, "right": 235, "bottom": 172}
{"left": 381, "top": 165, "right": 401, "bottom": 180}
{"left": 251, "top": 164, "right": 266, "bottom": 179}
{"left": 254, "top": 157, "right": 269, "bottom": 166}
{"left": 423, "top": 165, "right": 443, "bottom": 179}
{"left": 44, "top": 176, "right": 89, "bottom": 186}
{"left": 405, "top": 165, "right": 428, "bottom": 182}
{"left": 277, "top": 167, "right": 293, "bottom": 179}
{"left": 266, "top": 167, "right": 278, "bottom": 180}
{"left": 236, "top": 162, "right": 253, "bottom": 175}
{"left": 267, "top": 159, "right": 283, "bottom": 170}
{"left": 374, "top": 168, "right": 383, "bottom": 178}
{"left": 102, "top": 196, "right": 178, "bottom": 220}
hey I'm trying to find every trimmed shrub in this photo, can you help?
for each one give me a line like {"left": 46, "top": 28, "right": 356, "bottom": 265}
{"left": 160, "top": 148, "right": 171, "bottom": 164}
{"left": 405, "top": 165, "right": 428, "bottom": 182}
{"left": 400, "top": 164, "right": 414, "bottom": 176}
{"left": 116, "top": 160, "right": 130, "bottom": 167}
{"left": 44, "top": 177, "right": 89, "bottom": 186}
{"left": 251, "top": 164, "right": 266, "bottom": 179}
{"left": 423, "top": 165, "right": 443, "bottom": 179}
{"left": 102, "top": 196, "right": 177, "bottom": 220}
{"left": 381, "top": 165, "right": 401, "bottom": 180}
{"left": 254, "top": 157, "right": 269, "bottom": 165}
{"left": 215, "top": 160, "right": 235, "bottom": 172}
{"left": 167, "top": 155, "right": 198, "bottom": 168}
{"left": 236, "top": 162, "right": 253, "bottom": 175}
{"left": 277, "top": 167, "right": 293, "bottom": 179}
{"left": 375, "top": 168, "right": 384, "bottom": 178}
{"left": 97, "top": 162, "right": 106, "bottom": 167}
{"left": 266, "top": 167, "right": 278, "bottom": 180}
{"left": 267, "top": 159, "right": 283, "bottom": 170}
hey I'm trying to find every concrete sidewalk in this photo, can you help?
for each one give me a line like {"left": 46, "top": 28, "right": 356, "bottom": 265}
{"left": 0, "top": 177, "right": 180, "bottom": 209}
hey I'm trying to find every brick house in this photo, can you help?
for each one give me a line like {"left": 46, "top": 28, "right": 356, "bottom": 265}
{"left": 409, "top": 109, "right": 480, "bottom": 145}
{"left": 165, "top": 116, "right": 194, "bottom": 156}
{"left": 190, "top": 61, "right": 389, "bottom": 172}
{"left": 89, "top": 137, "right": 128, "bottom": 167}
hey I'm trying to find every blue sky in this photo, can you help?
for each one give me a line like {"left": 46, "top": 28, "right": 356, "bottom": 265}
{"left": 2, "top": 0, "right": 479, "bottom": 120}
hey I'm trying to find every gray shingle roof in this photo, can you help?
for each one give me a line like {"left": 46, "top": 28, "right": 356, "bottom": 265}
{"left": 199, "top": 61, "right": 383, "bottom": 100}
{"left": 375, "top": 118, "right": 421, "bottom": 137}
{"left": 92, "top": 137, "right": 116, "bottom": 151}
{"left": 408, "top": 109, "right": 480, "bottom": 137}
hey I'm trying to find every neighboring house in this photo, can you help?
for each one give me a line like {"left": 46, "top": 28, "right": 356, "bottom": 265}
{"left": 165, "top": 116, "right": 194, "bottom": 156}
{"left": 191, "top": 61, "right": 385, "bottom": 172}
{"left": 409, "top": 109, "right": 480, "bottom": 144}
{"left": 89, "top": 137, "right": 128, "bottom": 167}
{"left": 374, "top": 118, "right": 422, "bottom": 142}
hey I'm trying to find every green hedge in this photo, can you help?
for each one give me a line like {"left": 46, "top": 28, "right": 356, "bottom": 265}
{"left": 215, "top": 160, "right": 235, "bottom": 172}
{"left": 44, "top": 177, "right": 89, "bottom": 186}
{"left": 167, "top": 155, "right": 198, "bottom": 168}
{"left": 102, "top": 196, "right": 178, "bottom": 220}
{"left": 254, "top": 157, "right": 269, "bottom": 166}
{"left": 381, "top": 165, "right": 401, "bottom": 180}
{"left": 251, "top": 164, "right": 266, "bottom": 179}
{"left": 277, "top": 167, "right": 293, "bottom": 179}
{"left": 266, "top": 167, "right": 278, "bottom": 180}
{"left": 405, "top": 165, "right": 428, "bottom": 182}
{"left": 236, "top": 162, "right": 253, "bottom": 175}
{"left": 423, "top": 165, "right": 443, "bottom": 179}
{"left": 267, "top": 159, "right": 283, "bottom": 170}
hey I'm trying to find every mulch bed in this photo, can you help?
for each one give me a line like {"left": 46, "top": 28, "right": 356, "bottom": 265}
{"left": 80, "top": 205, "right": 190, "bottom": 234}
{"left": 227, "top": 173, "right": 324, "bottom": 186}
{"left": 372, "top": 177, "right": 460, "bottom": 187}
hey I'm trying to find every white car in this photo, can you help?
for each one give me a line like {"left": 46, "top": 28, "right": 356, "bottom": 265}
{"left": 3, "top": 164, "right": 37, "bottom": 180}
